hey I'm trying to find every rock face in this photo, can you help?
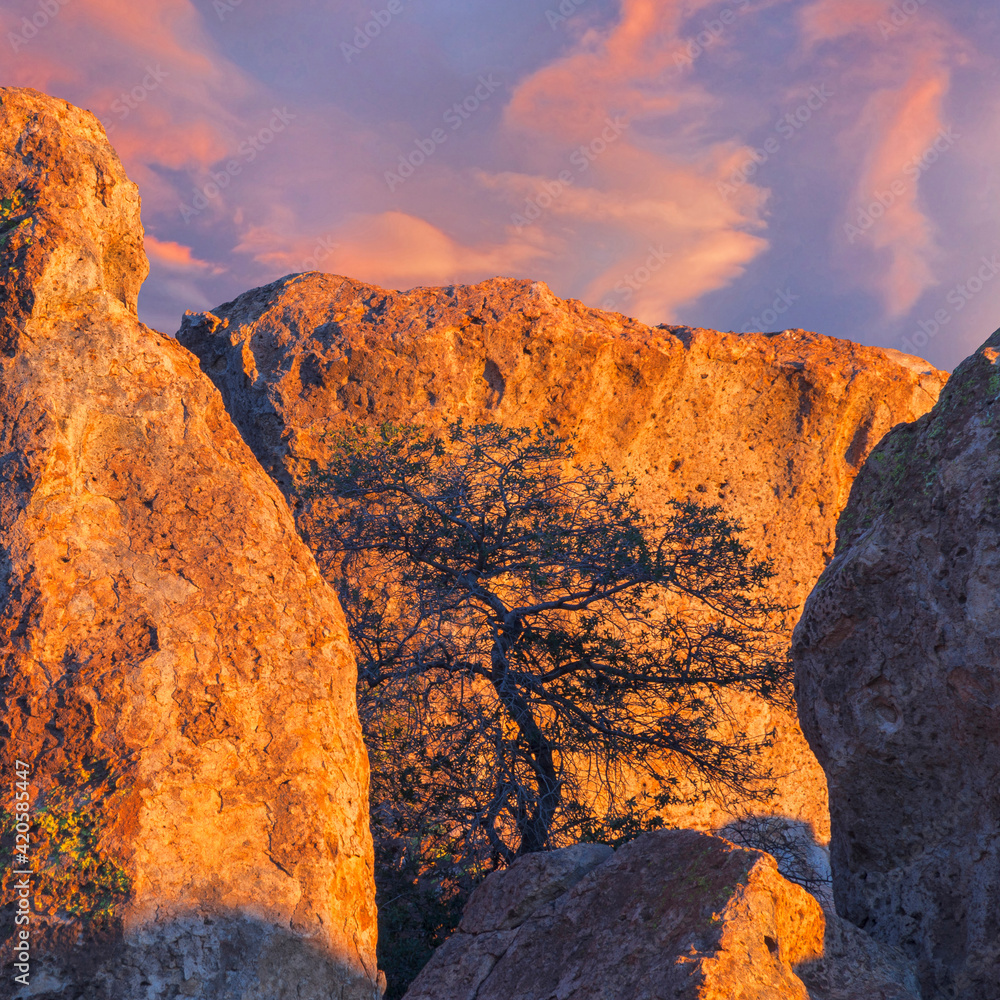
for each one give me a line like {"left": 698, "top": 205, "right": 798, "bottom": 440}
{"left": 178, "top": 272, "right": 947, "bottom": 844}
{"left": 794, "top": 330, "right": 1000, "bottom": 1000}
{"left": 401, "top": 831, "right": 920, "bottom": 1000}
{"left": 0, "top": 89, "right": 378, "bottom": 997}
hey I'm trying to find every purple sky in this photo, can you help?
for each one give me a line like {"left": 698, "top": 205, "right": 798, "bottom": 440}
{"left": 3, "top": 0, "right": 999, "bottom": 371}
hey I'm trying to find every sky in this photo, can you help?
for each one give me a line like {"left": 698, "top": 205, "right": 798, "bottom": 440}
{"left": 2, "top": 0, "right": 998, "bottom": 372}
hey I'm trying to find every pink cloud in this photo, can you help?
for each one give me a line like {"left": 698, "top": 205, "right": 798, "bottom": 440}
{"left": 145, "top": 235, "right": 218, "bottom": 273}
{"left": 3, "top": 0, "right": 256, "bottom": 215}
{"left": 802, "top": 0, "right": 970, "bottom": 316}
{"left": 505, "top": 0, "right": 721, "bottom": 141}
{"left": 798, "top": 0, "right": 887, "bottom": 46}
{"left": 466, "top": 0, "right": 771, "bottom": 322}
{"left": 236, "top": 211, "right": 548, "bottom": 292}
{"left": 844, "top": 64, "right": 951, "bottom": 314}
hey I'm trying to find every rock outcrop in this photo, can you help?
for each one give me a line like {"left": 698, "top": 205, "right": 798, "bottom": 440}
{"left": 177, "top": 272, "right": 947, "bottom": 844}
{"left": 0, "top": 89, "right": 378, "bottom": 997}
{"left": 401, "top": 831, "right": 920, "bottom": 1000}
{"left": 794, "top": 330, "right": 1000, "bottom": 1000}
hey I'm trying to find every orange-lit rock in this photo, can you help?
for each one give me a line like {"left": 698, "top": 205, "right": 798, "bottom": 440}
{"left": 794, "top": 330, "right": 1000, "bottom": 1000}
{"left": 400, "top": 831, "right": 920, "bottom": 1000}
{"left": 178, "top": 272, "right": 947, "bottom": 848}
{"left": 0, "top": 89, "right": 378, "bottom": 997}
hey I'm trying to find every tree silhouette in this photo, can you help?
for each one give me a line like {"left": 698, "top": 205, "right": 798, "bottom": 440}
{"left": 305, "top": 420, "right": 791, "bottom": 865}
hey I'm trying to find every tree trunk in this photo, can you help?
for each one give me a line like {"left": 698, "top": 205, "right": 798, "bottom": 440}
{"left": 489, "top": 622, "right": 561, "bottom": 855}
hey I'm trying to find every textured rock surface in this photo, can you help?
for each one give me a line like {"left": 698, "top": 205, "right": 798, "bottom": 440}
{"left": 794, "top": 330, "right": 1000, "bottom": 1000}
{"left": 178, "top": 272, "right": 947, "bottom": 843}
{"left": 402, "top": 831, "right": 919, "bottom": 1000}
{"left": 0, "top": 89, "right": 378, "bottom": 998}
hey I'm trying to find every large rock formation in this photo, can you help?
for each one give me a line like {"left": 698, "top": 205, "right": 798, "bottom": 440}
{"left": 794, "top": 331, "right": 1000, "bottom": 1000}
{"left": 401, "top": 831, "right": 920, "bottom": 1000}
{"left": 177, "top": 272, "right": 947, "bottom": 845}
{"left": 0, "top": 89, "right": 378, "bottom": 997}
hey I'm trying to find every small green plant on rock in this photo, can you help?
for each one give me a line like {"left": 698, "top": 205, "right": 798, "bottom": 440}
{"left": 0, "top": 186, "right": 36, "bottom": 252}
{"left": 0, "top": 757, "right": 131, "bottom": 927}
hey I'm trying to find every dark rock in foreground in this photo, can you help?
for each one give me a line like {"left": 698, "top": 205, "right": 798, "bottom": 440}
{"left": 401, "top": 831, "right": 919, "bottom": 1000}
{"left": 795, "top": 329, "right": 1000, "bottom": 999}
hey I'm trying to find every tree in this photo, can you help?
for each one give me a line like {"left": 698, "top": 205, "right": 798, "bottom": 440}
{"left": 304, "top": 420, "right": 792, "bottom": 868}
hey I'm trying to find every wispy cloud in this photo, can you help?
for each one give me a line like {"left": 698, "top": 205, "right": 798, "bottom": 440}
{"left": 2, "top": 0, "right": 994, "bottom": 366}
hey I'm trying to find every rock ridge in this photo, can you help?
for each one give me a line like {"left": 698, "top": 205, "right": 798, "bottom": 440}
{"left": 178, "top": 270, "right": 948, "bottom": 843}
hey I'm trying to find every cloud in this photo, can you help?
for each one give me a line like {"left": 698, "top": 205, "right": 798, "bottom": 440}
{"left": 797, "top": 0, "right": 968, "bottom": 315}
{"left": 798, "top": 0, "right": 887, "bottom": 46}
{"left": 235, "top": 210, "right": 548, "bottom": 291}
{"left": 3, "top": 0, "right": 257, "bottom": 211}
{"left": 467, "top": 0, "right": 770, "bottom": 323}
{"left": 842, "top": 62, "right": 951, "bottom": 315}
{"left": 504, "top": 0, "right": 737, "bottom": 141}
{"left": 145, "top": 235, "right": 218, "bottom": 273}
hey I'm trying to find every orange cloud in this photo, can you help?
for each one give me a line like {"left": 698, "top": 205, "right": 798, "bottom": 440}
{"left": 844, "top": 63, "right": 951, "bottom": 314}
{"left": 474, "top": 0, "right": 770, "bottom": 323}
{"left": 235, "top": 211, "right": 548, "bottom": 292}
{"left": 802, "top": 0, "right": 971, "bottom": 318}
{"left": 145, "top": 235, "right": 217, "bottom": 273}
{"left": 505, "top": 0, "right": 723, "bottom": 140}
{"left": 3, "top": 0, "right": 256, "bottom": 213}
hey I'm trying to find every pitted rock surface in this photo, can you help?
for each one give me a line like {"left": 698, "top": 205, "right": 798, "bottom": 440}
{"left": 795, "top": 329, "right": 1000, "bottom": 1000}
{"left": 401, "top": 831, "right": 920, "bottom": 1000}
{"left": 178, "top": 272, "right": 947, "bottom": 842}
{"left": 0, "top": 88, "right": 378, "bottom": 998}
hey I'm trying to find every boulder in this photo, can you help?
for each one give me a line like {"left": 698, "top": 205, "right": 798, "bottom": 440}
{"left": 0, "top": 89, "right": 378, "bottom": 997}
{"left": 401, "top": 830, "right": 920, "bottom": 1000}
{"left": 794, "top": 330, "right": 1000, "bottom": 999}
{"left": 177, "top": 272, "right": 947, "bottom": 842}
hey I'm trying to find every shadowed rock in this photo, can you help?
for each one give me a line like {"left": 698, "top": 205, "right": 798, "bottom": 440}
{"left": 795, "top": 329, "right": 1000, "bottom": 1000}
{"left": 0, "top": 88, "right": 379, "bottom": 998}
{"left": 401, "top": 830, "right": 920, "bottom": 1000}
